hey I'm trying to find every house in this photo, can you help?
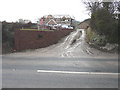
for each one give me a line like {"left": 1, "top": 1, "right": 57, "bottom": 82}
{"left": 77, "top": 19, "right": 90, "bottom": 29}
{"left": 37, "top": 15, "right": 74, "bottom": 30}
{"left": 47, "top": 19, "right": 57, "bottom": 25}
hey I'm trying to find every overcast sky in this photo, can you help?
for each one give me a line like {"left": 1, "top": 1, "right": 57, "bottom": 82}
{"left": 0, "top": 0, "right": 90, "bottom": 22}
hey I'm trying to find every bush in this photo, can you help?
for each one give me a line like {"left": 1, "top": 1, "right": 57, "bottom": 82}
{"left": 91, "top": 34, "right": 106, "bottom": 46}
{"left": 86, "top": 27, "right": 94, "bottom": 43}
{"left": 86, "top": 27, "right": 106, "bottom": 46}
{"left": 90, "top": 7, "right": 118, "bottom": 44}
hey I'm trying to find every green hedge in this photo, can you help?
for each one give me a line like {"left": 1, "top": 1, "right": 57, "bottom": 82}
{"left": 86, "top": 27, "right": 106, "bottom": 46}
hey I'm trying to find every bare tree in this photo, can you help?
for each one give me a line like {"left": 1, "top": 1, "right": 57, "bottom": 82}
{"left": 82, "top": 0, "right": 101, "bottom": 14}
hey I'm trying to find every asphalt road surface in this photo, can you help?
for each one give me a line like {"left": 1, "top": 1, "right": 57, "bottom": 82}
{"left": 2, "top": 56, "right": 118, "bottom": 88}
{"left": 2, "top": 29, "right": 119, "bottom": 88}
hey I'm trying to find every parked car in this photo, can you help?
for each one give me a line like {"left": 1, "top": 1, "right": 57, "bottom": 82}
{"left": 61, "top": 25, "right": 73, "bottom": 29}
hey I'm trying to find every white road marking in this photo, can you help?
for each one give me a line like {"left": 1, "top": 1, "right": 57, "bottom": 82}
{"left": 37, "top": 70, "right": 119, "bottom": 75}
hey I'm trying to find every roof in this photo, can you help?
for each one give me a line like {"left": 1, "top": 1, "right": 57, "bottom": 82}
{"left": 47, "top": 15, "right": 54, "bottom": 19}
{"left": 46, "top": 19, "right": 57, "bottom": 25}
{"left": 78, "top": 18, "right": 91, "bottom": 25}
{"left": 43, "top": 14, "right": 74, "bottom": 19}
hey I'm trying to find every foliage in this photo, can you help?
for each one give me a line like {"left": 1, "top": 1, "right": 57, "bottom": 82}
{"left": 2, "top": 21, "right": 37, "bottom": 53}
{"left": 71, "top": 20, "right": 79, "bottom": 30}
{"left": 86, "top": 27, "right": 106, "bottom": 46}
{"left": 90, "top": 34, "right": 106, "bottom": 46}
{"left": 86, "top": 27, "right": 94, "bottom": 43}
{"left": 84, "top": 1, "right": 119, "bottom": 45}
{"left": 2, "top": 21, "right": 14, "bottom": 49}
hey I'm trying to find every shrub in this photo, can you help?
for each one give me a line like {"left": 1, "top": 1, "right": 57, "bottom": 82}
{"left": 91, "top": 34, "right": 106, "bottom": 46}
{"left": 86, "top": 27, "right": 106, "bottom": 46}
{"left": 86, "top": 27, "right": 94, "bottom": 43}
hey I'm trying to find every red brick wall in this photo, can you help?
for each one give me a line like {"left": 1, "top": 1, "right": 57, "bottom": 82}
{"left": 14, "top": 29, "right": 73, "bottom": 51}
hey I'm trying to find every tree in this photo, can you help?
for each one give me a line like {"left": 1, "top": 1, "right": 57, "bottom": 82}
{"left": 83, "top": 0, "right": 119, "bottom": 43}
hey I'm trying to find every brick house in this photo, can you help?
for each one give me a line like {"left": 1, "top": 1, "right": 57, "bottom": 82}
{"left": 38, "top": 15, "right": 74, "bottom": 29}
{"left": 47, "top": 19, "right": 57, "bottom": 25}
{"left": 77, "top": 19, "right": 90, "bottom": 29}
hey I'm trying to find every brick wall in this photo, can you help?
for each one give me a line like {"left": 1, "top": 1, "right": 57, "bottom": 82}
{"left": 14, "top": 29, "right": 73, "bottom": 51}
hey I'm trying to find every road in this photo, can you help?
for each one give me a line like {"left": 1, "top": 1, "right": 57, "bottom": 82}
{"left": 2, "top": 29, "right": 119, "bottom": 88}
{"left": 2, "top": 56, "right": 118, "bottom": 88}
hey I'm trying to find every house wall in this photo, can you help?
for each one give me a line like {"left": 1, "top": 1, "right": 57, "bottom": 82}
{"left": 77, "top": 22, "right": 89, "bottom": 29}
{"left": 15, "top": 29, "right": 73, "bottom": 51}
{"left": 77, "top": 19, "right": 90, "bottom": 29}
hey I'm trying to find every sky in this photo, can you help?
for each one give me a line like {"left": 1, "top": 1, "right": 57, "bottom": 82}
{"left": 0, "top": 0, "right": 90, "bottom": 23}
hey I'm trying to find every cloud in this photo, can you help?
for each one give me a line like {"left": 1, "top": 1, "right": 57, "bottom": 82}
{"left": 0, "top": 0, "right": 90, "bottom": 22}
